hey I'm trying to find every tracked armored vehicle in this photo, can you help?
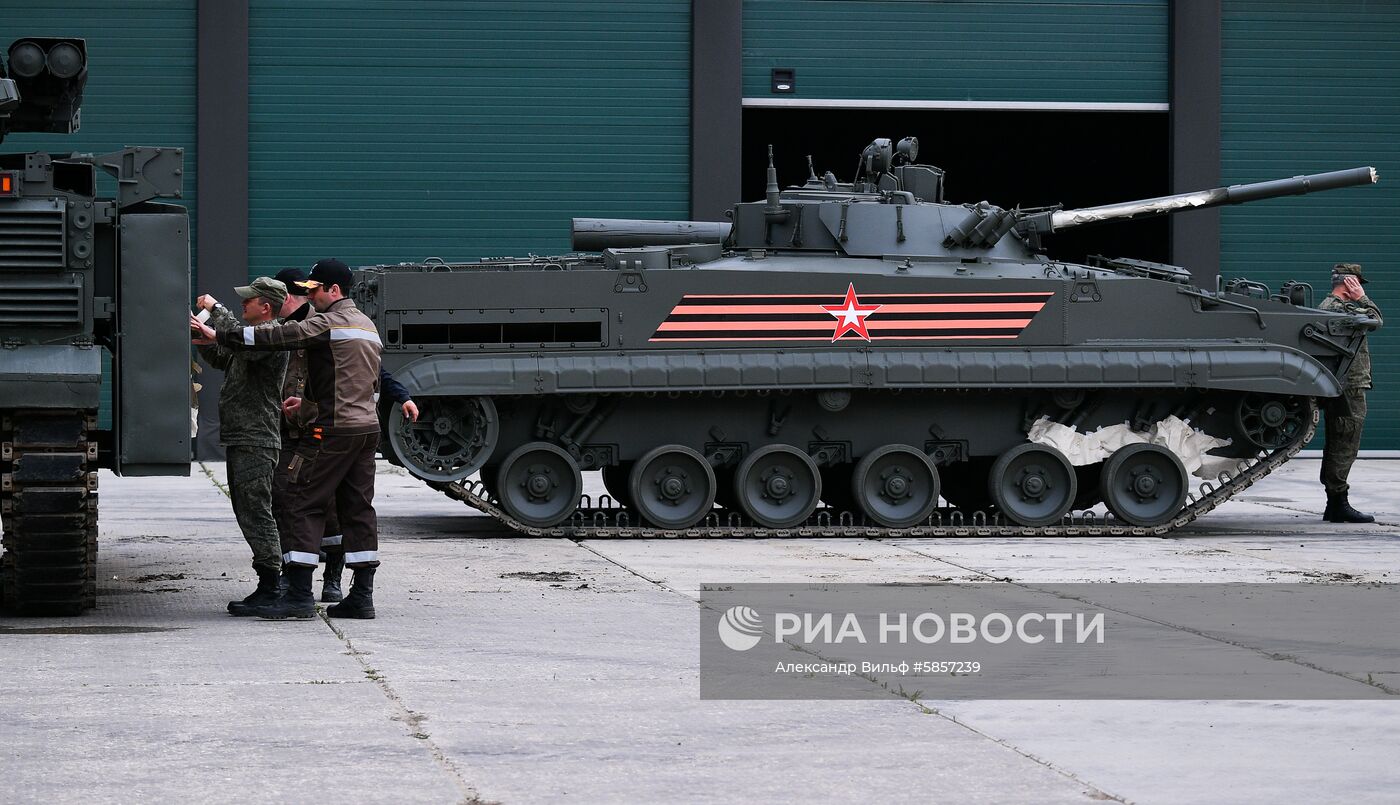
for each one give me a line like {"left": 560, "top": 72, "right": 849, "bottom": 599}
{"left": 359, "top": 137, "right": 1377, "bottom": 536}
{"left": 0, "top": 38, "right": 190, "bottom": 613}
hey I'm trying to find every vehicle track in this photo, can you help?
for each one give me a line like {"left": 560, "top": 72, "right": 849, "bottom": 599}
{"left": 1, "top": 411, "right": 99, "bottom": 614}
{"left": 428, "top": 406, "right": 1318, "bottom": 539}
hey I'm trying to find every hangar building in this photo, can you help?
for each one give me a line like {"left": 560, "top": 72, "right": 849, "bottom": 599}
{"left": 6, "top": 1, "right": 1396, "bottom": 451}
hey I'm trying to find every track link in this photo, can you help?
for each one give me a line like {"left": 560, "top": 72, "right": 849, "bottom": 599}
{"left": 429, "top": 405, "right": 1317, "bottom": 538}
{"left": 1, "top": 412, "right": 99, "bottom": 615}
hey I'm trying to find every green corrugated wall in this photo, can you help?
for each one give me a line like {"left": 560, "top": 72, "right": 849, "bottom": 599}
{"left": 1222, "top": 1, "right": 1400, "bottom": 449}
{"left": 246, "top": 0, "right": 691, "bottom": 277}
{"left": 2, "top": 1, "right": 197, "bottom": 428}
{"left": 6, "top": 2, "right": 1396, "bottom": 450}
{"left": 742, "top": 0, "right": 1167, "bottom": 103}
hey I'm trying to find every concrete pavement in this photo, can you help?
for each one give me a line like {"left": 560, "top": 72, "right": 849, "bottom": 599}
{"left": 1, "top": 458, "right": 1397, "bottom": 803}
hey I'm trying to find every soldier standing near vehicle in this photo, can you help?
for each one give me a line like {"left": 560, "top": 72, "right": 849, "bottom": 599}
{"left": 1318, "top": 263, "right": 1382, "bottom": 524}
{"left": 193, "top": 259, "right": 384, "bottom": 620}
{"left": 271, "top": 267, "right": 418, "bottom": 603}
{"left": 191, "top": 277, "right": 290, "bottom": 614}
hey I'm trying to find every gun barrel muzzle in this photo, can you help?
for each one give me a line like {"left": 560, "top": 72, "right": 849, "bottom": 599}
{"left": 1047, "top": 166, "right": 1378, "bottom": 231}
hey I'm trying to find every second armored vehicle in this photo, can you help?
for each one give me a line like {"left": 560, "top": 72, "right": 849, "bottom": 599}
{"left": 357, "top": 137, "right": 1377, "bottom": 536}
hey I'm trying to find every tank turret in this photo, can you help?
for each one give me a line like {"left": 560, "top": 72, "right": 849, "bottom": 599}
{"left": 727, "top": 140, "right": 1376, "bottom": 256}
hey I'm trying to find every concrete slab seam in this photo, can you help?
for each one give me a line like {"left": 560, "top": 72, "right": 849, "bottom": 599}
{"left": 573, "top": 540, "right": 1126, "bottom": 802}
{"left": 887, "top": 541, "right": 1399, "bottom": 696}
{"left": 319, "top": 612, "right": 491, "bottom": 805}
{"left": 198, "top": 461, "right": 230, "bottom": 499}
{"left": 1204, "top": 539, "right": 1379, "bottom": 577}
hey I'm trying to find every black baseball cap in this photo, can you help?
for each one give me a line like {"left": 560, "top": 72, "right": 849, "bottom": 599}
{"left": 274, "top": 267, "right": 310, "bottom": 296}
{"left": 298, "top": 258, "right": 353, "bottom": 295}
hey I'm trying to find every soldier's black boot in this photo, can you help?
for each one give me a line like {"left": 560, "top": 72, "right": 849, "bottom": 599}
{"left": 277, "top": 564, "right": 288, "bottom": 596}
{"left": 321, "top": 550, "right": 346, "bottom": 603}
{"left": 227, "top": 566, "right": 281, "bottom": 616}
{"left": 252, "top": 564, "right": 317, "bottom": 620}
{"left": 1323, "top": 493, "right": 1375, "bottom": 524}
{"left": 327, "top": 567, "right": 376, "bottom": 619}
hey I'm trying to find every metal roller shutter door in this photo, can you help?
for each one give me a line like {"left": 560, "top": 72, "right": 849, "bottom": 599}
{"left": 1222, "top": 1, "right": 1400, "bottom": 449}
{"left": 247, "top": 0, "right": 691, "bottom": 277}
{"left": 742, "top": 0, "right": 1167, "bottom": 106}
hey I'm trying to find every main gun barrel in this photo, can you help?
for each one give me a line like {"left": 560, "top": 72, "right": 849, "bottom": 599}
{"left": 1022, "top": 167, "right": 1378, "bottom": 234}
{"left": 572, "top": 218, "right": 732, "bottom": 252}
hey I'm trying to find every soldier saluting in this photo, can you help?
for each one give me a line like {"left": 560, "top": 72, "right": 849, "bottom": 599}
{"left": 1318, "top": 263, "right": 1382, "bottom": 524}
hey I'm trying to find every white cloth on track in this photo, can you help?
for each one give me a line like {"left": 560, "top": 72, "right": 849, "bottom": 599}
{"left": 1027, "top": 414, "right": 1234, "bottom": 479}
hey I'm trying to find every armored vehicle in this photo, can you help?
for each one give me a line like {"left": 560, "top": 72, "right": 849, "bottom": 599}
{"left": 0, "top": 38, "right": 190, "bottom": 613}
{"left": 358, "top": 137, "right": 1377, "bottom": 537}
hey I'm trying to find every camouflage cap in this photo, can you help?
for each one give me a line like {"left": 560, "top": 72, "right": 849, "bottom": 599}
{"left": 1332, "top": 262, "right": 1368, "bottom": 285}
{"left": 234, "top": 276, "right": 289, "bottom": 306}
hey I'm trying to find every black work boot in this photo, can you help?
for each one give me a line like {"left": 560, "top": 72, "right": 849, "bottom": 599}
{"left": 227, "top": 566, "right": 281, "bottom": 616}
{"left": 1323, "top": 493, "right": 1375, "bottom": 524}
{"left": 252, "top": 564, "right": 317, "bottom": 620}
{"left": 321, "top": 550, "right": 346, "bottom": 603}
{"left": 327, "top": 567, "right": 376, "bottom": 619}
{"left": 276, "top": 565, "right": 288, "bottom": 596}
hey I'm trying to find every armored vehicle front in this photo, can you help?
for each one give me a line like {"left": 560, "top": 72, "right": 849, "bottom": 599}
{"left": 0, "top": 38, "right": 191, "bottom": 613}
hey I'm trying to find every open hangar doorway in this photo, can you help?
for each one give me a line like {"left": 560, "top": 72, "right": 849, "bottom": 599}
{"left": 742, "top": 107, "right": 1170, "bottom": 267}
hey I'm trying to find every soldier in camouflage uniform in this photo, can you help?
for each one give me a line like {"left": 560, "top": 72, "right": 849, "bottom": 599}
{"left": 1318, "top": 263, "right": 1382, "bottom": 523}
{"left": 192, "top": 277, "right": 292, "bottom": 612}
{"left": 193, "top": 259, "right": 387, "bottom": 621}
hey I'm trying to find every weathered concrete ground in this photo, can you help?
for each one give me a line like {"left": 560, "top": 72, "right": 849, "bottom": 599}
{"left": 2, "top": 459, "right": 1398, "bottom": 804}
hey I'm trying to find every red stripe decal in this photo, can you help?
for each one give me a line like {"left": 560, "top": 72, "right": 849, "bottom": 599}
{"left": 649, "top": 288, "right": 1054, "bottom": 343}
{"left": 669, "top": 302, "right": 1048, "bottom": 315}
{"left": 678, "top": 292, "right": 1055, "bottom": 299}
{"left": 655, "top": 319, "right": 1031, "bottom": 332}
{"left": 652, "top": 334, "right": 1023, "bottom": 342}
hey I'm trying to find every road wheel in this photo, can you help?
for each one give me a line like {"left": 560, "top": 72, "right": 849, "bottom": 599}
{"left": 733, "top": 445, "right": 821, "bottom": 528}
{"left": 628, "top": 446, "right": 716, "bottom": 529}
{"left": 851, "top": 445, "right": 940, "bottom": 527}
{"left": 496, "top": 442, "right": 583, "bottom": 528}
{"left": 1099, "top": 444, "right": 1188, "bottom": 527}
{"left": 988, "top": 444, "right": 1077, "bottom": 527}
